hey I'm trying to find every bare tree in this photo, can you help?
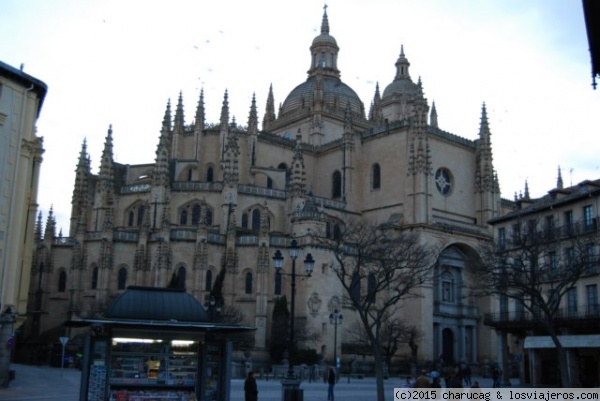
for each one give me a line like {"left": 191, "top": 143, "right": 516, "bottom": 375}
{"left": 346, "top": 315, "right": 422, "bottom": 371}
{"left": 472, "top": 217, "right": 596, "bottom": 387}
{"left": 319, "top": 218, "right": 435, "bottom": 401}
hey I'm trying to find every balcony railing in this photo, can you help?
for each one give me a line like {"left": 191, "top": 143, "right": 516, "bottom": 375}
{"left": 484, "top": 304, "right": 600, "bottom": 326}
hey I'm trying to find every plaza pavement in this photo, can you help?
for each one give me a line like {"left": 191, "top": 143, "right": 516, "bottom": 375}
{"left": 0, "top": 363, "right": 497, "bottom": 401}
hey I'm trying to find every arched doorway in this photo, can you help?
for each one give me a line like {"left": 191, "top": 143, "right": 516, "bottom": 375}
{"left": 442, "top": 328, "right": 454, "bottom": 364}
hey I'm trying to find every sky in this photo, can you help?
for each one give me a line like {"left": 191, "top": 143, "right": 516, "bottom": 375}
{"left": 1, "top": 0, "right": 599, "bottom": 236}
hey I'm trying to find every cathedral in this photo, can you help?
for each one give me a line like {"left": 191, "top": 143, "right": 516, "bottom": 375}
{"left": 23, "top": 8, "right": 503, "bottom": 371}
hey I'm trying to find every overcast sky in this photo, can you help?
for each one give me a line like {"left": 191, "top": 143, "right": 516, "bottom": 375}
{"left": 2, "top": 0, "right": 598, "bottom": 235}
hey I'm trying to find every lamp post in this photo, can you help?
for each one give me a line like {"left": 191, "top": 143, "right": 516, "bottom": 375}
{"left": 273, "top": 239, "right": 314, "bottom": 399}
{"left": 329, "top": 308, "right": 343, "bottom": 370}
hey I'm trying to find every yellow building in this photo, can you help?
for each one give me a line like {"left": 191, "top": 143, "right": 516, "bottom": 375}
{"left": 25, "top": 8, "right": 505, "bottom": 374}
{"left": 0, "top": 60, "right": 47, "bottom": 386}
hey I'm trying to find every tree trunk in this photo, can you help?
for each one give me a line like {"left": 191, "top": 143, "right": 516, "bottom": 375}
{"left": 373, "top": 345, "right": 386, "bottom": 401}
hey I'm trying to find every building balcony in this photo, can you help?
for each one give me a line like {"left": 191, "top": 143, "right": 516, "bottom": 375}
{"left": 484, "top": 304, "right": 600, "bottom": 330}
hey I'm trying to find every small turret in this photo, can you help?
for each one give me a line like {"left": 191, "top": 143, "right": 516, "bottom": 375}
{"left": 263, "top": 84, "right": 276, "bottom": 131}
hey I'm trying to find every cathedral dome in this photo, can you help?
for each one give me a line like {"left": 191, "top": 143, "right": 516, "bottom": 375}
{"left": 312, "top": 32, "right": 338, "bottom": 47}
{"left": 280, "top": 75, "right": 364, "bottom": 117}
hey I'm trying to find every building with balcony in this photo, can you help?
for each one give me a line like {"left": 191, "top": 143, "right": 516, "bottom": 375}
{"left": 486, "top": 176, "right": 600, "bottom": 387}
{"left": 21, "top": 7, "right": 505, "bottom": 374}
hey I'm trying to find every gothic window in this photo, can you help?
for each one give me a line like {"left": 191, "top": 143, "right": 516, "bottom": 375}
{"left": 187, "top": 168, "right": 193, "bottom": 181}
{"left": 245, "top": 272, "right": 253, "bottom": 294}
{"left": 274, "top": 271, "right": 282, "bottom": 295}
{"left": 267, "top": 177, "right": 273, "bottom": 189}
{"left": 118, "top": 267, "right": 127, "bottom": 290}
{"left": 205, "top": 270, "right": 213, "bottom": 291}
{"left": 192, "top": 204, "right": 201, "bottom": 225}
{"left": 441, "top": 271, "right": 454, "bottom": 302}
{"left": 350, "top": 271, "right": 360, "bottom": 303}
{"left": 251, "top": 209, "right": 261, "bottom": 231}
{"left": 333, "top": 224, "right": 341, "bottom": 241}
{"left": 137, "top": 205, "right": 145, "bottom": 226}
{"left": 180, "top": 210, "right": 188, "bottom": 225}
{"left": 242, "top": 213, "right": 249, "bottom": 229}
{"left": 326, "top": 222, "right": 331, "bottom": 238}
{"left": 128, "top": 211, "right": 134, "bottom": 227}
{"left": 435, "top": 168, "right": 453, "bottom": 196}
{"left": 177, "top": 266, "right": 186, "bottom": 289}
{"left": 332, "top": 170, "right": 342, "bottom": 199}
{"left": 371, "top": 163, "right": 381, "bottom": 190}
{"left": 367, "top": 273, "right": 376, "bottom": 302}
{"left": 278, "top": 163, "right": 290, "bottom": 189}
{"left": 206, "top": 166, "right": 214, "bottom": 182}
{"left": 58, "top": 270, "right": 67, "bottom": 293}
{"left": 91, "top": 266, "right": 99, "bottom": 290}
{"left": 205, "top": 209, "right": 213, "bottom": 225}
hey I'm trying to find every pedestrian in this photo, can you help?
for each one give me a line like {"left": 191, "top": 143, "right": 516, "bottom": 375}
{"left": 463, "top": 364, "right": 472, "bottom": 386}
{"left": 415, "top": 370, "right": 430, "bottom": 388}
{"left": 327, "top": 366, "right": 336, "bottom": 401}
{"left": 492, "top": 366, "right": 502, "bottom": 388}
{"left": 244, "top": 371, "right": 258, "bottom": 401}
{"left": 401, "top": 376, "right": 413, "bottom": 388}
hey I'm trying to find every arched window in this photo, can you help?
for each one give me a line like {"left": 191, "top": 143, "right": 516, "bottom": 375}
{"left": 58, "top": 270, "right": 67, "bottom": 292}
{"left": 350, "top": 271, "right": 360, "bottom": 303}
{"left": 205, "top": 270, "right": 213, "bottom": 291}
{"left": 242, "top": 213, "right": 249, "bottom": 229}
{"left": 180, "top": 209, "right": 188, "bottom": 225}
{"left": 274, "top": 271, "right": 282, "bottom": 295}
{"left": 278, "top": 163, "right": 290, "bottom": 189}
{"left": 372, "top": 163, "right": 381, "bottom": 190}
{"left": 332, "top": 170, "right": 342, "bottom": 198}
{"left": 245, "top": 272, "right": 253, "bottom": 294}
{"left": 267, "top": 177, "right": 273, "bottom": 189}
{"left": 333, "top": 224, "right": 341, "bottom": 241}
{"left": 118, "top": 267, "right": 127, "bottom": 290}
{"left": 441, "top": 271, "right": 454, "bottom": 302}
{"left": 368, "top": 273, "right": 377, "bottom": 302}
{"left": 187, "top": 168, "right": 193, "bottom": 181}
{"left": 206, "top": 167, "right": 214, "bottom": 182}
{"left": 177, "top": 266, "right": 186, "bottom": 289}
{"left": 192, "top": 205, "right": 201, "bottom": 225}
{"left": 137, "top": 205, "right": 145, "bottom": 226}
{"left": 252, "top": 209, "right": 261, "bottom": 231}
{"left": 128, "top": 211, "right": 135, "bottom": 227}
{"left": 205, "top": 210, "right": 213, "bottom": 225}
{"left": 91, "top": 267, "right": 99, "bottom": 290}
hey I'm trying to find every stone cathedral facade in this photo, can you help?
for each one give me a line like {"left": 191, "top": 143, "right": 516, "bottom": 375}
{"left": 23, "top": 9, "right": 504, "bottom": 369}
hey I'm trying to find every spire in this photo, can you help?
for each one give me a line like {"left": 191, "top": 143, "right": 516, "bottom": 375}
{"left": 394, "top": 45, "right": 411, "bottom": 81}
{"left": 44, "top": 205, "right": 56, "bottom": 240}
{"left": 162, "top": 99, "right": 172, "bottom": 132}
{"left": 194, "top": 88, "right": 205, "bottom": 133}
{"left": 263, "top": 84, "right": 276, "bottom": 131}
{"left": 369, "top": 82, "right": 383, "bottom": 124}
{"left": 308, "top": 5, "right": 340, "bottom": 79}
{"left": 557, "top": 166, "right": 564, "bottom": 189}
{"left": 475, "top": 103, "right": 496, "bottom": 193}
{"left": 173, "top": 91, "right": 185, "bottom": 134}
{"left": 248, "top": 93, "right": 258, "bottom": 136}
{"left": 430, "top": 101, "right": 438, "bottom": 128}
{"left": 220, "top": 90, "right": 230, "bottom": 129}
{"left": 98, "top": 125, "right": 115, "bottom": 183}
{"left": 524, "top": 180, "right": 530, "bottom": 199}
{"left": 153, "top": 125, "right": 170, "bottom": 187}
{"left": 71, "top": 138, "right": 91, "bottom": 236}
{"left": 35, "top": 211, "right": 43, "bottom": 242}
{"left": 321, "top": 4, "right": 330, "bottom": 35}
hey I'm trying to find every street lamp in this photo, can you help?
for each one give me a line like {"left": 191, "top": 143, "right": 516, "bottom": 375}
{"left": 329, "top": 308, "right": 343, "bottom": 370}
{"left": 273, "top": 239, "right": 314, "bottom": 399}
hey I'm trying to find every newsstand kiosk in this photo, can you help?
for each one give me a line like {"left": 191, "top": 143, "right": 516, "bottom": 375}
{"left": 67, "top": 287, "right": 254, "bottom": 401}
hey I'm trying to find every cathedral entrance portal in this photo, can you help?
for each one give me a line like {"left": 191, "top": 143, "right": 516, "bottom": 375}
{"left": 442, "top": 328, "right": 454, "bottom": 364}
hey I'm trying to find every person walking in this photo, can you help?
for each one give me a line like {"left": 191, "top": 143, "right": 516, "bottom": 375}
{"left": 327, "top": 366, "right": 336, "bottom": 401}
{"left": 244, "top": 371, "right": 258, "bottom": 401}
